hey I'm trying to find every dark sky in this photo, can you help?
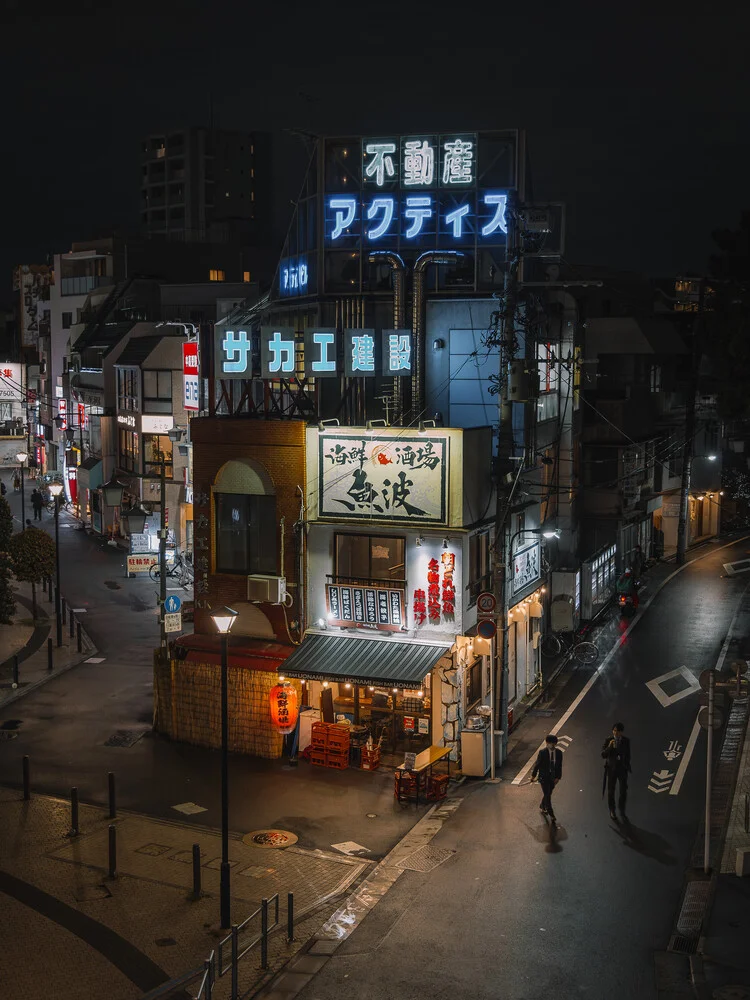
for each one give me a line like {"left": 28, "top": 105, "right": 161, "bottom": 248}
{"left": 2, "top": 2, "right": 749, "bottom": 306}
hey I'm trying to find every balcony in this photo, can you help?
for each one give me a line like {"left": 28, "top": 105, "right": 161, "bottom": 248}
{"left": 60, "top": 275, "right": 114, "bottom": 297}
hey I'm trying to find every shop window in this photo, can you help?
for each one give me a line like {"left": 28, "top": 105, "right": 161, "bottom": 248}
{"left": 334, "top": 534, "right": 405, "bottom": 584}
{"left": 143, "top": 434, "right": 173, "bottom": 475}
{"left": 118, "top": 429, "right": 139, "bottom": 473}
{"left": 143, "top": 370, "right": 172, "bottom": 413}
{"left": 117, "top": 367, "right": 139, "bottom": 412}
{"left": 468, "top": 530, "right": 491, "bottom": 604}
{"left": 215, "top": 493, "right": 277, "bottom": 575}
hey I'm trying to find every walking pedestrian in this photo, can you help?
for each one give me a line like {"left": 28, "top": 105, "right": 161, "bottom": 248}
{"left": 631, "top": 544, "right": 643, "bottom": 582}
{"left": 602, "top": 722, "right": 631, "bottom": 820}
{"left": 13, "top": 473, "right": 20, "bottom": 492}
{"left": 531, "top": 734, "right": 563, "bottom": 824}
{"left": 31, "top": 489, "right": 44, "bottom": 521}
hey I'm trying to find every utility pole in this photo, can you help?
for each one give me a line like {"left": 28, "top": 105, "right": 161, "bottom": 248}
{"left": 159, "top": 459, "right": 167, "bottom": 648}
{"left": 494, "top": 191, "right": 522, "bottom": 764}
{"left": 676, "top": 282, "right": 705, "bottom": 565}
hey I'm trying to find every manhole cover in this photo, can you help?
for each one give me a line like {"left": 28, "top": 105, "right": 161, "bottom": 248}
{"left": 135, "top": 843, "right": 172, "bottom": 857}
{"left": 154, "top": 938, "right": 177, "bottom": 948}
{"left": 242, "top": 829, "right": 298, "bottom": 849}
{"left": 395, "top": 846, "right": 456, "bottom": 873}
{"left": 103, "top": 729, "right": 149, "bottom": 748}
{"left": 104, "top": 581, "right": 121, "bottom": 590}
{"left": 0, "top": 731, "right": 18, "bottom": 741}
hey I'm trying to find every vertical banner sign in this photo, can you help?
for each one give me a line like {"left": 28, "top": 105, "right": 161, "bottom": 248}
{"left": 58, "top": 398, "right": 68, "bottom": 431}
{"left": 183, "top": 342, "right": 199, "bottom": 411}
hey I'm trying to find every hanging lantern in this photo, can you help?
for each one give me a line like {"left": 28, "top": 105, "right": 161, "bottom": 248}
{"left": 270, "top": 682, "right": 299, "bottom": 735}
{"left": 529, "top": 601, "right": 543, "bottom": 619}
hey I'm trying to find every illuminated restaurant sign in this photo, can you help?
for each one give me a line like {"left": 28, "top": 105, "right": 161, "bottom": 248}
{"left": 326, "top": 583, "right": 406, "bottom": 632}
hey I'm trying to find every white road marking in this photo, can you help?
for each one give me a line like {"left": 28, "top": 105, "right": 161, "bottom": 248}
{"left": 555, "top": 735, "right": 573, "bottom": 750}
{"left": 670, "top": 716, "right": 701, "bottom": 796}
{"left": 84, "top": 657, "right": 105, "bottom": 663}
{"left": 171, "top": 802, "right": 207, "bottom": 815}
{"left": 511, "top": 534, "right": 750, "bottom": 786}
{"left": 648, "top": 769, "right": 674, "bottom": 793}
{"left": 646, "top": 666, "right": 701, "bottom": 708}
{"left": 72, "top": 608, "right": 87, "bottom": 613}
{"left": 663, "top": 740, "right": 683, "bottom": 761}
{"left": 723, "top": 559, "right": 750, "bottom": 576}
{"left": 331, "top": 841, "right": 371, "bottom": 856}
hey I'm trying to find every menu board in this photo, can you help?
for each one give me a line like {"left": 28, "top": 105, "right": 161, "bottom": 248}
{"left": 326, "top": 584, "right": 406, "bottom": 632}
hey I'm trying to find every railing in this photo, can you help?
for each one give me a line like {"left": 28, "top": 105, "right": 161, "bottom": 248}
{"left": 326, "top": 573, "right": 406, "bottom": 588}
{"left": 140, "top": 953, "right": 214, "bottom": 1000}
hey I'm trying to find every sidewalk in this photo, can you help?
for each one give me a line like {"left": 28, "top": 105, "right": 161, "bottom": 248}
{"left": 0, "top": 784, "right": 372, "bottom": 1000}
{"left": 0, "top": 579, "right": 95, "bottom": 711}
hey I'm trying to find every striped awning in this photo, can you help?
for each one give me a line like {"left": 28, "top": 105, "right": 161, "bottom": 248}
{"left": 281, "top": 632, "right": 451, "bottom": 687}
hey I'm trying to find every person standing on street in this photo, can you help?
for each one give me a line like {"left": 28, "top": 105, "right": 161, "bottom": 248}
{"left": 532, "top": 734, "right": 563, "bottom": 824}
{"left": 31, "top": 489, "right": 44, "bottom": 521}
{"left": 602, "top": 722, "right": 631, "bottom": 820}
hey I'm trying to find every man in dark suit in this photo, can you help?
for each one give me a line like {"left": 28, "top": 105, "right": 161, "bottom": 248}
{"left": 602, "top": 721, "right": 631, "bottom": 820}
{"left": 531, "top": 734, "right": 563, "bottom": 823}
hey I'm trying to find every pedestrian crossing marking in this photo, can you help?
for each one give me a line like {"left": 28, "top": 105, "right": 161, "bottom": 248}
{"left": 648, "top": 769, "right": 674, "bottom": 793}
{"left": 646, "top": 666, "right": 700, "bottom": 708}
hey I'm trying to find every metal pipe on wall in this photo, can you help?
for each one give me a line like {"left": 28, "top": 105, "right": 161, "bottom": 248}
{"left": 411, "top": 252, "right": 465, "bottom": 422}
{"left": 368, "top": 252, "right": 405, "bottom": 425}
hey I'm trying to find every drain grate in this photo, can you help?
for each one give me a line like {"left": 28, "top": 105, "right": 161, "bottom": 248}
{"left": 103, "top": 729, "right": 148, "bottom": 748}
{"left": 670, "top": 934, "right": 697, "bottom": 955}
{"left": 396, "top": 845, "right": 456, "bottom": 873}
{"left": 676, "top": 880, "right": 711, "bottom": 939}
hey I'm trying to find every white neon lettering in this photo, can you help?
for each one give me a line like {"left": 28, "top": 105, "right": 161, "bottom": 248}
{"left": 268, "top": 331, "right": 295, "bottom": 373}
{"left": 330, "top": 197, "right": 357, "bottom": 240}
{"left": 403, "top": 139, "right": 435, "bottom": 186}
{"left": 404, "top": 196, "right": 432, "bottom": 239}
{"left": 364, "top": 142, "right": 396, "bottom": 186}
{"left": 312, "top": 332, "right": 336, "bottom": 373}
{"left": 442, "top": 138, "right": 474, "bottom": 185}
{"left": 366, "top": 197, "right": 395, "bottom": 240}
{"left": 389, "top": 334, "right": 411, "bottom": 372}
{"left": 481, "top": 193, "right": 508, "bottom": 236}
{"left": 222, "top": 330, "right": 251, "bottom": 374}
{"left": 351, "top": 334, "right": 375, "bottom": 372}
{"left": 445, "top": 203, "right": 470, "bottom": 237}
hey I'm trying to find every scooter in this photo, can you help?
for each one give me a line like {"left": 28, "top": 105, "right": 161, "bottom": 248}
{"left": 618, "top": 593, "right": 638, "bottom": 617}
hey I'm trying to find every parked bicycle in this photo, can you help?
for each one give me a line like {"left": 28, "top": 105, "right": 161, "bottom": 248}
{"left": 540, "top": 628, "right": 599, "bottom": 665}
{"left": 46, "top": 496, "right": 74, "bottom": 514}
{"left": 149, "top": 550, "right": 194, "bottom": 587}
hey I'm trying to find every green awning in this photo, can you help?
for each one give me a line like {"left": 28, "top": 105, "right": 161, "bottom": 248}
{"left": 281, "top": 632, "right": 451, "bottom": 687}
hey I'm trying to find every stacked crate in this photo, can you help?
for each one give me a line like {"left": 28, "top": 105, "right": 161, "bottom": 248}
{"left": 360, "top": 745, "right": 381, "bottom": 771}
{"left": 311, "top": 722, "right": 350, "bottom": 769}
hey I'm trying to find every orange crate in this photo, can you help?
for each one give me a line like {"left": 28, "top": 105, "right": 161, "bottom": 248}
{"left": 360, "top": 749, "right": 381, "bottom": 771}
{"left": 325, "top": 752, "right": 349, "bottom": 770}
{"left": 310, "top": 749, "right": 326, "bottom": 766}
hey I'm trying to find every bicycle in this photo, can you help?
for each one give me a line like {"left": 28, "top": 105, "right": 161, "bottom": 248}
{"left": 46, "top": 497, "right": 73, "bottom": 515}
{"left": 540, "top": 628, "right": 599, "bottom": 665}
{"left": 149, "top": 551, "right": 193, "bottom": 587}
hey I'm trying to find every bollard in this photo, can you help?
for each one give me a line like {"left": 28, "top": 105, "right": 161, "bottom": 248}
{"left": 261, "top": 897, "right": 269, "bottom": 969}
{"left": 108, "top": 771, "right": 116, "bottom": 819}
{"left": 108, "top": 824, "right": 117, "bottom": 878}
{"left": 22, "top": 755, "right": 30, "bottom": 800}
{"left": 61, "top": 599, "right": 67, "bottom": 626}
{"left": 69, "top": 612, "right": 75, "bottom": 639}
{"left": 192, "top": 843, "right": 201, "bottom": 900}
{"left": 231, "top": 925, "right": 239, "bottom": 1000}
{"left": 12, "top": 654, "right": 19, "bottom": 689}
{"left": 287, "top": 892, "right": 294, "bottom": 942}
{"left": 204, "top": 957, "right": 213, "bottom": 1000}
{"left": 76, "top": 621, "right": 82, "bottom": 653}
{"left": 47, "top": 577, "right": 53, "bottom": 603}
{"left": 47, "top": 638, "right": 53, "bottom": 672}
{"left": 70, "top": 787, "right": 79, "bottom": 836}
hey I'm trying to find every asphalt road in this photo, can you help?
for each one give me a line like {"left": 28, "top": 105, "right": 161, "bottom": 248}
{"left": 295, "top": 539, "right": 750, "bottom": 1000}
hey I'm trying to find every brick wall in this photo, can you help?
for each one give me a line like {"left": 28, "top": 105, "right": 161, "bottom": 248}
{"left": 154, "top": 653, "right": 302, "bottom": 758}
{"left": 190, "top": 418, "right": 306, "bottom": 639}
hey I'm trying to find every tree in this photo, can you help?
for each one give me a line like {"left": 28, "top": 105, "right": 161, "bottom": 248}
{"left": 0, "top": 497, "right": 15, "bottom": 624}
{"left": 9, "top": 528, "right": 56, "bottom": 620}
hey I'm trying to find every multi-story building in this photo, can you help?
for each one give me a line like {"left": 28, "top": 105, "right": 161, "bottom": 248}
{"left": 139, "top": 127, "right": 273, "bottom": 251}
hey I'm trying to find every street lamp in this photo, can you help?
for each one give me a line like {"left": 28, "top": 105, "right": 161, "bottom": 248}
{"left": 121, "top": 502, "right": 148, "bottom": 535}
{"left": 49, "top": 482, "right": 64, "bottom": 647}
{"left": 211, "top": 605, "right": 240, "bottom": 930}
{"left": 101, "top": 472, "right": 126, "bottom": 508}
{"left": 16, "top": 451, "right": 28, "bottom": 529}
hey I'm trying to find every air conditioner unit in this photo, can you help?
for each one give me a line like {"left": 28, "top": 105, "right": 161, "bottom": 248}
{"left": 247, "top": 574, "right": 287, "bottom": 604}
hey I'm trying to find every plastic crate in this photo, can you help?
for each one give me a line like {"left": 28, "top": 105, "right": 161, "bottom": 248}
{"left": 360, "top": 748, "right": 381, "bottom": 771}
{"left": 325, "top": 752, "right": 349, "bottom": 770}
{"left": 310, "top": 749, "right": 327, "bottom": 766}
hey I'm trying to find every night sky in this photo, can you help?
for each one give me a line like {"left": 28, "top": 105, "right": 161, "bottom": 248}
{"left": 2, "top": 3, "right": 749, "bottom": 306}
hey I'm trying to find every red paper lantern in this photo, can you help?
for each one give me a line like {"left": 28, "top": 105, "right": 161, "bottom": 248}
{"left": 270, "top": 683, "right": 299, "bottom": 734}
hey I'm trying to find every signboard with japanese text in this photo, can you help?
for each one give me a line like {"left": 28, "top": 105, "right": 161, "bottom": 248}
{"left": 260, "top": 326, "right": 295, "bottom": 380}
{"left": 317, "top": 434, "right": 447, "bottom": 524}
{"left": 126, "top": 554, "right": 155, "bottom": 576}
{"left": 164, "top": 612, "right": 182, "bottom": 633}
{"left": 512, "top": 542, "right": 541, "bottom": 596}
{"left": 326, "top": 583, "right": 406, "bottom": 632}
{"left": 183, "top": 341, "right": 199, "bottom": 411}
{"left": 0, "top": 364, "right": 23, "bottom": 401}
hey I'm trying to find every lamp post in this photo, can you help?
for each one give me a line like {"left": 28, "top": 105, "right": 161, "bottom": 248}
{"left": 16, "top": 451, "right": 28, "bottom": 529}
{"left": 49, "top": 482, "right": 64, "bottom": 647}
{"left": 211, "top": 606, "right": 240, "bottom": 930}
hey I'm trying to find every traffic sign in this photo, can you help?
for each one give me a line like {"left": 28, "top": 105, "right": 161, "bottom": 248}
{"left": 164, "top": 594, "right": 182, "bottom": 614}
{"left": 164, "top": 612, "right": 182, "bottom": 634}
{"left": 698, "top": 705, "right": 723, "bottom": 731}
{"left": 477, "top": 618, "right": 497, "bottom": 640}
{"left": 699, "top": 668, "right": 716, "bottom": 691}
{"left": 477, "top": 592, "right": 496, "bottom": 615}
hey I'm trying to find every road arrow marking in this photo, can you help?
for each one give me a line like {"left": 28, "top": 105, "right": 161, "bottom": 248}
{"left": 663, "top": 740, "right": 683, "bottom": 761}
{"left": 555, "top": 735, "right": 573, "bottom": 751}
{"left": 646, "top": 666, "right": 701, "bottom": 708}
{"left": 648, "top": 769, "right": 674, "bottom": 793}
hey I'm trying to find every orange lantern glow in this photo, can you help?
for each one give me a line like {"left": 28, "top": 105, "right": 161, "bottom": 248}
{"left": 270, "top": 683, "right": 299, "bottom": 734}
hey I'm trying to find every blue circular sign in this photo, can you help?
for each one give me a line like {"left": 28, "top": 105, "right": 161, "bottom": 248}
{"left": 164, "top": 595, "right": 182, "bottom": 614}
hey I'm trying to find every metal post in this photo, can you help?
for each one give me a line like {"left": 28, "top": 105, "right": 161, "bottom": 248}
{"left": 677, "top": 283, "right": 704, "bottom": 566}
{"left": 12, "top": 655, "right": 19, "bottom": 689}
{"left": 192, "top": 843, "right": 201, "bottom": 899}
{"left": 230, "top": 925, "right": 238, "bottom": 1000}
{"left": 108, "top": 771, "right": 116, "bottom": 819}
{"left": 287, "top": 892, "right": 294, "bottom": 942}
{"left": 19, "top": 461, "right": 24, "bottom": 529}
{"left": 61, "top": 598, "right": 67, "bottom": 626}
{"left": 704, "top": 670, "right": 715, "bottom": 874}
{"left": 159, "top": 459, "right": 167, "bottom": 649}
{"left": 108, "top": 824, "right": 117, "bottom": 878}
{"left": 47, "top": 576, "right": 53, "bottom": 602}
{"left": 204, "top": 958, "right": 213, "bottom": 1000}
{"left": 54, "top": 498, "right": 62, "bottom": 647}
{"left": 489, "top": 639, "right": 496, "bottom": 780}
{"left": 261, "top": 898, "right": 269, "bottom": 969}
{"left": 47, "top": 637, "right": 53, "bottom": 672}
{"left": 22, "top": 755, "right": 30, "bottom": 800}
{"left": 76, "top": 621, "right": 82, "bottom": 653}
{"left": 69, "top": 611, "right": 74, "bottom": 639}
{"left": 220, "top": 631, "right": 231, "bottom": 929}
{"left": 744, "top": 794, "right": 749, "bottom": 835}
{"left": 70, "top": 786, "right": 79, "bottom": 836}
